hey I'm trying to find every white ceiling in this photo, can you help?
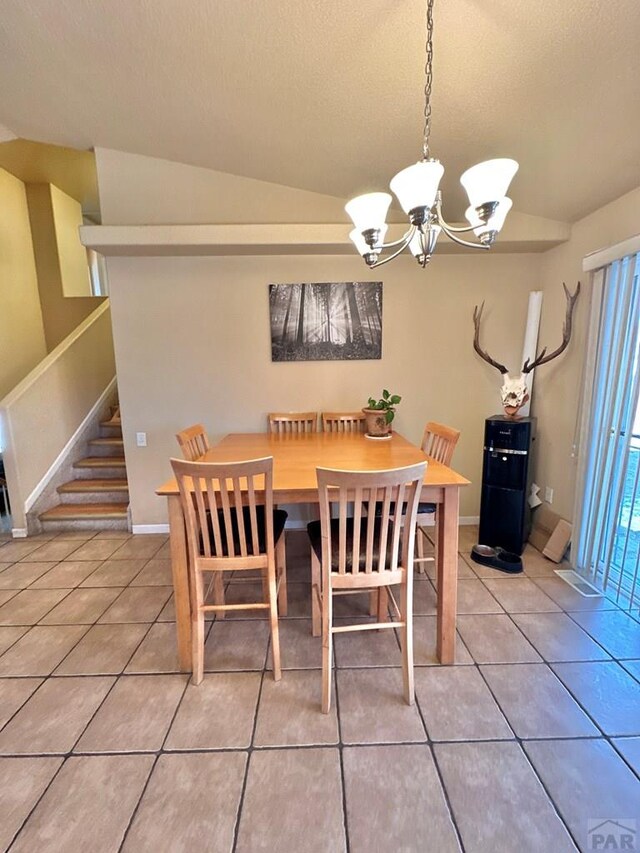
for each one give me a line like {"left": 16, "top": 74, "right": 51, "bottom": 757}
{"left": 0, "top": 0, "right": 638, "bottom": 222}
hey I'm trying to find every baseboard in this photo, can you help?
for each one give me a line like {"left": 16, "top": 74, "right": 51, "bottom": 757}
{"left": 132, "top": 523, "right": 170, "bottom": 535}
{"left": 284, "top": 516, "right": 480, "bottom": 530}
{"left": 24, "top": 377, "right": 118, "bottom": 513}
{"left": 134, "top": 517, "right": 479, "bottom": 536}
{"left": 284, "top": 520, "right": 308, "bottom": 530}
{"left": 11, "top": 527, "right": 27, "bottom": 538}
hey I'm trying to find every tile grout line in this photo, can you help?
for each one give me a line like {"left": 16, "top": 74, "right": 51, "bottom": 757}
{"left": 4, "top": 750, "right": 70, "bottom": 850}
{"left": 0, "top": 585, "right": 79, "bottom": 631}
{"left": 230, "top": 638, "right": 269, "bottom": 852}
{"left": 50, "top": 616, "right": 155, "bottom": 679}
{"left": 334, "top": 660, "right": 352, "bottom": 853}
{"left": 412, "top": 668, "right": 469, "bottom": 853}
{"left": 561, "top": 607, "right": 636, "bottom": 659}
{"left": 0, "top": 676, "right": 50, "bottom": 737}
{"left": 469, "top": 662, "right": 587, "bottom": 848}
{"left": 116, "top": 673, "right": 191, "bottom": 853}
{"left": 0, "top": 731, "right": 635, "bottom": 763}
{"left": 472, "top": 592, "right": 624, "bottom": 743}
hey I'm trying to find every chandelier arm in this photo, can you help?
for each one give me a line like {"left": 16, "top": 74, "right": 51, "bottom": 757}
{"left": 434, "top": 216, "right": 478, "bottom": 234}
{"left": 439, "top": 222, "right": 490, "bottom": 251}
{"left": 434, "top": 195, "right": 477, "bottom": 233}
{"left": 378, "top": 226, "right": 416, "bottom": 249}
{"left": 368, "top": 228, "right": 417, "bottom": 267}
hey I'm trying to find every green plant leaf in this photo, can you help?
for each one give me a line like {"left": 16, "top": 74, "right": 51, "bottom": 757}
{"left": 382, "top": 389, "right": 390, "bottom": 400}
{"left": 390, "top": 395, "right": 401, "bottom": 404}
{"left": 385, "top": 410, "right": 394, "bottom": 424}
{"left": 367, "top": 398, "right": 376, "bottom": 408}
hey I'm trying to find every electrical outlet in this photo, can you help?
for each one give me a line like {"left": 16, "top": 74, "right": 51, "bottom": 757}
{"left": 545, "top": 486, "right": 554, "bottom": 504}
{"left": 136, "top": 432, "right": 147, "bottom": 447}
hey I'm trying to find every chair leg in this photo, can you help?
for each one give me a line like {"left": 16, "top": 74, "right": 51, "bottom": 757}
{"left": 192, "top": 571, "right": 205, "bottom": 685}
{"left": 400, "top": 574, "right": 414, "bottom": 705}
{"left": 321, "top": 580, "right": 333, "bottom": 714}
{"left": 311, "top": 549, "right": 321, "bottom": 637}
{"left": 416, "top": 525, "right": 426, "bottom": 573}
{"left": 267, "top": 559, "right": 282, "bottom": 681}
{"left": 276, "top": 533, "right": 288, "bottom": 616}
{"left": 213, "top": 573, "right": 226, "bottom": 620}
{"left": 377, "top": 587, "right": 388, "bottom": 623}
{"left": 369, "top": 591, "right": 378, "bottom": 617}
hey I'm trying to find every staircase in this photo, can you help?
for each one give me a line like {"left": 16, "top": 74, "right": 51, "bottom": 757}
{"left": 39, "top": 408, "right": 129, "bottom": 531}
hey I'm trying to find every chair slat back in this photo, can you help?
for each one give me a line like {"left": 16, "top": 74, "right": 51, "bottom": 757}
{"left": 421, "top": 422, "right": 460, "bottom": 466}
{"left": 268, "top": 412, "right": 318, "bottom": 435}
{"left": 170, "top": 456, "right": 274, "bottom": 565}
{"left": 176, "top": 424, "right": 210, "bottom": 461}
{"left": 316, "top": 464, "right": 426, "bottom": 576}
{"left": 321, "top": 412, "right": 366, "bottom": 433}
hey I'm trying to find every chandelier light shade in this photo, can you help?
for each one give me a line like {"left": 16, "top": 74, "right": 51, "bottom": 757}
{"left": 465, "top": 197, "right": 513, "bottom": 240}
{"left": 460, "top": 159, "right": 519, "bottom": 209}
{"left": 344, "top": 192, "right": 392, "bottom": 234}
{"left": 345, "top": 0, "right": 519, "bottom": 268}
{"left": 349, "top": 224, "right": 388, "bottom": 258}
{"left": 389, "top": 160, "right": 445, "bottom": 218}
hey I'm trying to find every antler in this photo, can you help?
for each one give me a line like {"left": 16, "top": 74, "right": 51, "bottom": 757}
{"left": 473, "top": 302, "right": 508, "bottom": 375}
{"left": 522, "top": 282, "right": 581, "bottom": 373}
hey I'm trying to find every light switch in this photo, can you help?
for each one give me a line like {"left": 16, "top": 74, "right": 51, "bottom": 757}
{"left": 136, "top": 432, "right": 147, "bottom": 447}
{"left": 545, "top": 486, "right": 554, "bottom": 504}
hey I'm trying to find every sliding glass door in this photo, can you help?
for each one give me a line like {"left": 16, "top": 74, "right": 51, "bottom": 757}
{"left": 608, "top": 401, "right": 640, "bottom": 603}
{"left": 573, "top": 252, "right": 640, "bottom": 609}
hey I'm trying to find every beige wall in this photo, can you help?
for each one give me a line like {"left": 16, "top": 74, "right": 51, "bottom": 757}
{"left": 26, "top": 183, "right": 103, "bottom": 350}
{"left": 48, "top": 184, "right": 93, "bottom": 297}
{"left": 0, "top": 168, "right": 48, "bottom": 400}
{"left": 532, "top": 185, "right": 640, "bottom": 520}
{"left": 108, "top": 252, "right": 542, "bottom": 526}
{"left": 96, "top": 147, "right": 363, "bottom": 226}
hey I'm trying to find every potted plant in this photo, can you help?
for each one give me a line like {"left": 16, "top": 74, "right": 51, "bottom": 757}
{"left": 362, "top": 389, "right": 402, "bottom": 438}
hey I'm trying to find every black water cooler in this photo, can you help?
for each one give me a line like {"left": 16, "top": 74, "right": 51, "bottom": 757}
{"left": 478, "top": 416, "right": 536, "bottom": 556}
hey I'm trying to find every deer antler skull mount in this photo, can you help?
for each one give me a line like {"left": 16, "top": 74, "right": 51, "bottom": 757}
{"left": 473, "top": 283, "right": 581, "bottom": 417}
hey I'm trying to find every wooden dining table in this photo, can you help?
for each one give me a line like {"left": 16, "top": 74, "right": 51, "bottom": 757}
{"left": 156, "top": 430, "right": 470, "bottom": 670}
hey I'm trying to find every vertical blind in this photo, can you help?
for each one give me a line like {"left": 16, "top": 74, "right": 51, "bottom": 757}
{"left": 573, "top": 252, "right": 640, "bottom": 606}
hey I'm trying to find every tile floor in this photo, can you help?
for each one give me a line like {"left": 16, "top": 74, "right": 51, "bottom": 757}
{"left": 0, "top": 527, "right": 639, "bottom": 852}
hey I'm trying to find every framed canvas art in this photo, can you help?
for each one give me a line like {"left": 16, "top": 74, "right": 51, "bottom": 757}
{"left": 269, "top": 281, "right": 382, "bottom": 362}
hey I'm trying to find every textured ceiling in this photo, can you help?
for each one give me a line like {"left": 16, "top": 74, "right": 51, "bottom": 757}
{"left": 0, "top": 0, "right": 638, "bottom": 222}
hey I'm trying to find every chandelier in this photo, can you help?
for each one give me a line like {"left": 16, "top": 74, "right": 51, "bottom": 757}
{"left": 345, "top": 0, "right": 518, "bottom": 268}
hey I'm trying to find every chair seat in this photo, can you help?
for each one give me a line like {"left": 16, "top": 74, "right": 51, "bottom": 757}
{"left": 307, "top": 517, "right": 394, "bottom": 572}
{"left": 201, "top": 507, "right": 287, "bottom": 557}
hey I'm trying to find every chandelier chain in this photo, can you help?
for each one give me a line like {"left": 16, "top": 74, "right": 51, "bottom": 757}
{"left": 422, "top": 0, "right": 435, "bottom": 160}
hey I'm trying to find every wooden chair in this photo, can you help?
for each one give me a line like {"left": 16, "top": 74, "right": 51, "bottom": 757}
{"left": 170, "top": 456, "right": 288, "bottom": 684}
{"left": 176, "top": 424, "right": 210, "bottom": 461}
{"left": 268, "top": 412, "right": 318, "bottom": 434}
{"left": 415, "top": 422, "right": 461, "bottom": 570}
{"left": 321, "top": 412, "right": 366, "bottom": 433}
{"left": 308, "top": 462, "right": 426, "bottom": 713}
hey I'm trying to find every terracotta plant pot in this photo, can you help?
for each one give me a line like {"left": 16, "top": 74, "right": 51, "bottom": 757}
{"left": 362, "top": 407, "right": 392, "bottom": 437}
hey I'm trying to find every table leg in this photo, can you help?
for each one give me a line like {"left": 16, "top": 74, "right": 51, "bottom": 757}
{"left": 168, "top": 494, "right": 192, "bottom": 672}
{"left": 436, "top": 486, "right": 459, "bottom": 664}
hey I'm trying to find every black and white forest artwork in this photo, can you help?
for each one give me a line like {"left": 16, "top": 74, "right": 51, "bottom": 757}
{"left": 269, "top": 282, "right": 382, "bottom": 362}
